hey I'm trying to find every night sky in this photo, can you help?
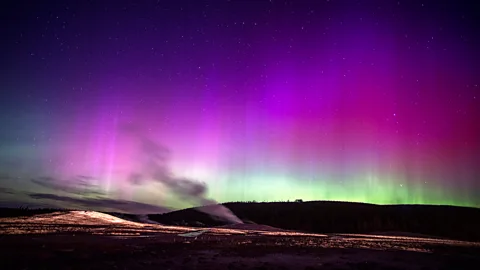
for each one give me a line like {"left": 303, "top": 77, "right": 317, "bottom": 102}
{"left": 0, "top": 0, "right": 479, "bottom": 213}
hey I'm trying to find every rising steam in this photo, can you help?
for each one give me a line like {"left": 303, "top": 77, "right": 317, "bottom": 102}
{"left": 121, "top": 124, "right": 242, "bottom": 224}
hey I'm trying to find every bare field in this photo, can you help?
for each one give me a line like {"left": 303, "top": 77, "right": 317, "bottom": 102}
{"left": 1, "top": 211, "right": 479, "bottom": 270}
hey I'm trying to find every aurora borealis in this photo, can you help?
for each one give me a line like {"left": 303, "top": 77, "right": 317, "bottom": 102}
{"left": 0, "top": 0, "right": 479, "bottom": 212}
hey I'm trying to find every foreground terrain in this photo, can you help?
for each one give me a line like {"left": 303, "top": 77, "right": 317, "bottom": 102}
{"left": 1, "top": 211, "right": 479, "bottom": 269}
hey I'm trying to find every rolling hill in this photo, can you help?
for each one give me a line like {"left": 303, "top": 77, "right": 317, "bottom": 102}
{"left": 148, "top": 201, "right": 480, "bottom": 241}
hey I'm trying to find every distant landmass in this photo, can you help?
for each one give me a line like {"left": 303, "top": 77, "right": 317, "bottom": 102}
{"left": 148, "top": 201, "right": 480, "bottom": 242}
{"left": 2, "top": 201, "right": 480, "bottom": 241}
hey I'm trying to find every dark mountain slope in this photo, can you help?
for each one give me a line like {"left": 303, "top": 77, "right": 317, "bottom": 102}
{"left": 149, "top": 201, "right": 480, "bottom": 241}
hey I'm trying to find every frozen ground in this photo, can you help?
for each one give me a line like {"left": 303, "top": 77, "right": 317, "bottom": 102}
{"left": 1, "top": 211, "right": 479, "bottom": 269}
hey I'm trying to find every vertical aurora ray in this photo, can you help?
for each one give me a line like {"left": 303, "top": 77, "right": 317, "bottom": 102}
{"left": 0, "top": 1, "right": 479, "bottom": 210}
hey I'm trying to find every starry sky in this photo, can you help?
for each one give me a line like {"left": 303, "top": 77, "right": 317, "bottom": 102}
{"left": 0, "top": 0, "right": 479, "bottom": 213}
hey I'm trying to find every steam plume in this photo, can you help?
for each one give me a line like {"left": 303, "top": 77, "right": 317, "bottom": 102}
{"left": 122, "top": 124, "right": 242, "bottom": 224}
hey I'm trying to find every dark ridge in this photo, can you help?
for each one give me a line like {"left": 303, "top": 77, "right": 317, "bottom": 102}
{"left": 0, "top": 207, "right": 68, "bottom": 218}
{"left": 148, "top": 201, "right": 480, "bottom": 242}
{"left": 2, "top": 201, "right": 480, "bottom": 242}
{"left": 0, "top": 207, "right": 150, "bottom": 224}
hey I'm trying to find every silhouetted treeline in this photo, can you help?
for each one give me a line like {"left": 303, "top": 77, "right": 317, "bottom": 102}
{"left": 149, "top": 201, "right": 480, "bottom": 242}
{"left": 0, "top": 207, "right": 147, "bottom": 223}
{"left": 0, "top": 207, "right": 66, "bottom": 218}
{"left": 2, "top": 202, "right": 480, "bottom": 242}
